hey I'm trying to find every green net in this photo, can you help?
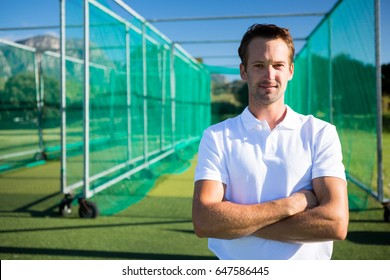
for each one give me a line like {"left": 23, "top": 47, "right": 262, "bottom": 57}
{"left": 61, "top": 0, "right": 211, "bottom": 215}
{"left": 0, "top": 0, "right": 210, "bottom": 216}
{"left": 0, "top": 40, "right": 62, "bottom": 172}
{"left": 41, "top": 52, "right": 61, "bottom": 156}
{"left": 285, "top": 0, "right": 380, "bottom": 210}
{"left": 0, "top": 41, "right": 40, "bottom": 172}
{"left": 204, "top": 65, "right": 240, "bottom": 75}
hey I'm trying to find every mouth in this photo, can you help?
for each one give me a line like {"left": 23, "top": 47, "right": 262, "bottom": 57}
{"left": 258, "top": 83, "right": 278, "bottom": 89}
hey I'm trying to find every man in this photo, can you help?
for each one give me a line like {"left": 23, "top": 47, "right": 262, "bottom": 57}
{"left": 192, "top": 24, "right": 349, "bottom": 260}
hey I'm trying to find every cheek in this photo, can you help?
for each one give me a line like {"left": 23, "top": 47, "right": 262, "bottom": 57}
{"left": 279, "top": 72, "right": 291, "bottom": 83}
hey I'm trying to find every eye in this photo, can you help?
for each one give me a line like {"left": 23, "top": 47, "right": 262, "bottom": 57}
{"left": 274, "top": 63, "right": 285, "bottom": 69}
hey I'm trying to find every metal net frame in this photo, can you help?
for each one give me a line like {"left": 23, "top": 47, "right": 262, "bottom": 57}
{"left": 59, "top": 0, "right": 211, "bottom": 215}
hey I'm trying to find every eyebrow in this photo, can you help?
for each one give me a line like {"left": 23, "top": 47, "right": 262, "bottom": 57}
{"left": 251, "top": 60, "right": 287, "bottom": 64}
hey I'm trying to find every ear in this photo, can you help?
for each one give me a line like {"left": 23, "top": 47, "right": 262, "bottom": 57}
{"left": 288, "top": 63, "right": 294, "bottom": 80}
{"left": 240, "top": 63, "right": 247, "bottom": 81}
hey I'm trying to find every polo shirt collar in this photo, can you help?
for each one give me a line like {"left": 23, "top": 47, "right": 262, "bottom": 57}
{"left": 240, "top": 105, "right": 298, "bottom": 131}
{"left": 279, "top": 105, "right": 298, "bottom": 130}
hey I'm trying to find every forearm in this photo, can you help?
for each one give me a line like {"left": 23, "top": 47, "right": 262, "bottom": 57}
{"left": 253, "top": 203, "right": 349, "bottom": 243}
{"left": 193, "top": 179, "right": 319, "bottom": 240}
{"left": 192, "top": 190, "right": 314, "bottom": 240}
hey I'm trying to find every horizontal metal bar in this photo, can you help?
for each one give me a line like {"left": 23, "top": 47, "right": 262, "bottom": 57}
{"left": 176, "top": 37, "right": 307, "bottom": 45}
{"left": 0, "top": 149, "right": 40, "bottom": 160}
{"left": 347, "top": 174, "right": 389, "bottom": 203}
{"left": 65, "top": 180, "right": 84, "bottom": 193}
{"left": 0, "top": 25, "right": 58, "bottom": 31}
{"left": 0, "top": 38, "right": 37, "bottom": 51}
{"left": 201, "top": 55, "right": 237, "bottom": 59}
{"left": 89, "top": 149, "right": 175, "bottom": 198}
{"left": 147, "top": 12, "right": 327, "bottom": 23}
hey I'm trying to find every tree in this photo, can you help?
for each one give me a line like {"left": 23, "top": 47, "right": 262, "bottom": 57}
{"left": 382, "top": 63, "right": 390, "bottom": 96}
{"left": 382, "top": 63, "right": 390, "bottom": 116}
{"left": 0, "top": 72, "right": 60, "bottom": 127}
{"left": 235, "top": 82, "right": 248, "bottom": 110}
{"left": 0, "top": 72, "right": 37, "bottom": 124}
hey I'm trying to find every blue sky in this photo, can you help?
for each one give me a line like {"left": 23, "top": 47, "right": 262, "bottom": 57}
{"left": 0, "top": 0, "right": 389, "bottom": 71}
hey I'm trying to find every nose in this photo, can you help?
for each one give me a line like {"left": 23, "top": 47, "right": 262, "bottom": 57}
{"left": 263, "top": 65, "right": 275, "bottom": 80}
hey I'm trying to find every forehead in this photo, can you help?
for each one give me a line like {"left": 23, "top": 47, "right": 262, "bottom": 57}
{"left": 247, "top": 37, "right": 290, "bottom": 62}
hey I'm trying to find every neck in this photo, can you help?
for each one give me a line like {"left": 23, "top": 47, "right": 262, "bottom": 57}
{"left": 248, "top": 102, "right": 287, "bottom": 130}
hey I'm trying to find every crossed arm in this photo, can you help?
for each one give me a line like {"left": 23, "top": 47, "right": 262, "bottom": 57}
{"left": 192, "top": 177, "right": 349, "bottom": 242}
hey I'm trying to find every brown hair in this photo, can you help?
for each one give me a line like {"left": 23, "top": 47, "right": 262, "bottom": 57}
{"left": 238, "top": 24, "right": 295, "bottom": 66}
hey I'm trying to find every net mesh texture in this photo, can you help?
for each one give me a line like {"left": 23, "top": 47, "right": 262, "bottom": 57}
{"left": 285, "top": 0, "right": 381, "bottom": 209}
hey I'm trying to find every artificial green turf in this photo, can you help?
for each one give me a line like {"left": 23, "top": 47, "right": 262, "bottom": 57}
{"left": 0, "top": 157, "right": 215, "bottom": 260}
{"left": 332, "top": 181, "right": 390, "bottom": 259}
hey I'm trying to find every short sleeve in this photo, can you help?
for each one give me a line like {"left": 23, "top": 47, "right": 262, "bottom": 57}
{"left": 312, "top": 124, "right": 346, "bottom": 181}
{"left": 194, "top": 128, "right": 229, "bottom": 185}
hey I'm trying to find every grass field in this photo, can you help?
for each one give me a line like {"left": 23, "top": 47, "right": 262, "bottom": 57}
{"left": 0, "top": 135, "right": 389, "bottom": 260}
{"left": 0, "top": 157, "right": 215, "bottom": 260}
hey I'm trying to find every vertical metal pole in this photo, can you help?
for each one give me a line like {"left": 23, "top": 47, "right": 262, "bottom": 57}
{"left": 60, "top": 0, "right": 67, "bottom": 194}
{"left": 38, "top": 52, "right": 45, "bottom": 153}
{"left": 207, "top": 73, "right": 211, "bottom": 126}
{"left": 109, "top": 70, "right": 115, "bottom": 134}
{"left": 83, "top": 0, "right": 91, "bottom": 198}
{"left": 126, "top": 25, "right": 132, "bottom": 162}
{"left": 142, "top": 22, "right": 148, "bottom": 165}
{"left": 160, "top": 49, "right": 166, "bottom": 151}
{"left": 34, "top": 51, "right": 44, "bottom": 156}
{"left": 33, "top": 52, "right": 40, "bottom": 124}
{"left": 307, "top": 41, "right": 312, "bottom": 115}
{"left": 328, "top": 18, "right": 334, "bottom": 124}
{"left": 170, "top": 43, "right": 176, "bottom": 148}
{"left": 375, "top": 0, "right": 384, "bottom": 203}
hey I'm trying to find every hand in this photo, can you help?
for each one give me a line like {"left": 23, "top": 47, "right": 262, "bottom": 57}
{"left": 290, "top": 189, "right": 319, "bottom": 213}
{"left": 297, "top": 189, "right": 319, "bottom": 210}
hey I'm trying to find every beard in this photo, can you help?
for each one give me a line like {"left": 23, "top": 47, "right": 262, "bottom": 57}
{"left": 248, "top": 81, "right": 285, "bottom": 106}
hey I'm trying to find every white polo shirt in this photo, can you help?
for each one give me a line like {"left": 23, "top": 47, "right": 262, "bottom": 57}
{"left": 195, "top": 105, "right": 346, "bottom": 260}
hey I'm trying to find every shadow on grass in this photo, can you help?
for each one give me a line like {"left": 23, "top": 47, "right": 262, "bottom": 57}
{"left": 0, "top": 219, "right": 192, "bottom": 234}
{"left": 348, "top": 219, "right": 386, "bottom": 223}
{"left": 346, "top": 231, "right": 390, "bottom": 245}
{"left": 12, "top": 192, "right": 62, "bottom": 217}
{"left": 0, "top": 246, "right": 217, "bottom": 260}
{"left": 168, "top": 229, "right": 195, "bottom": 234}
